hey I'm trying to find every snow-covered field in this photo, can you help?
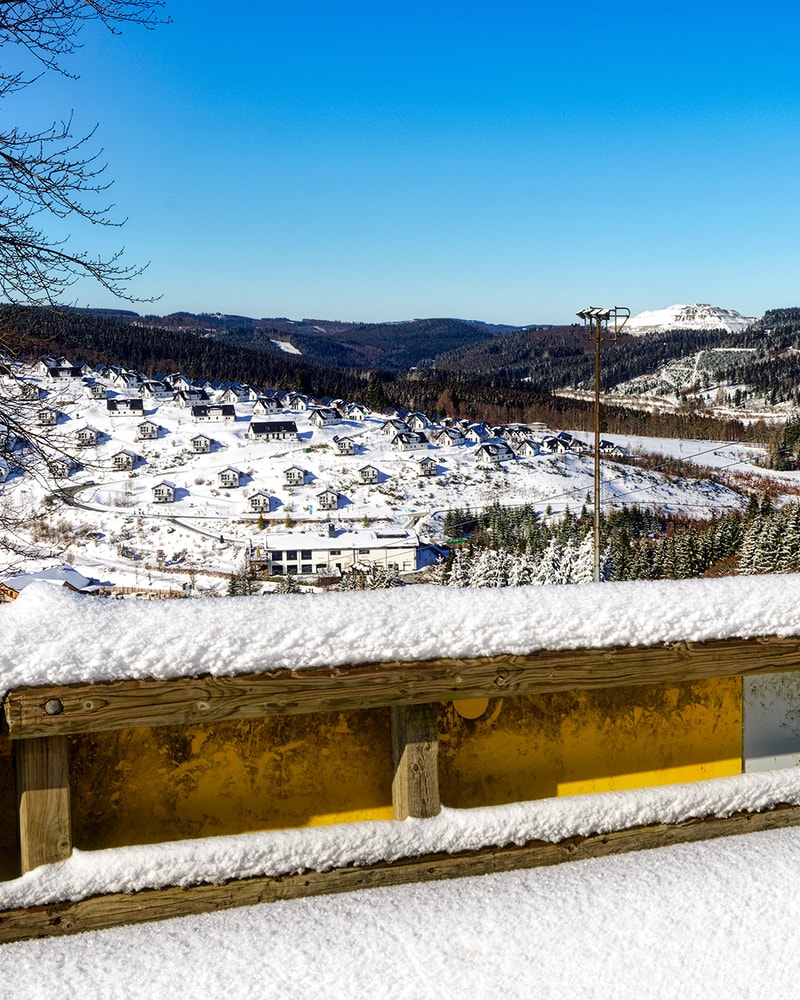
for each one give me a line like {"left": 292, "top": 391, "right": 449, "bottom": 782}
{"left": 2, "top": 822, "right": 800, "bottom": 998}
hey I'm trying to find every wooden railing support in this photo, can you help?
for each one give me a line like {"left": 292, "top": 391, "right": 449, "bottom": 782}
{"left": 391, "top": 703, "right": 440, "bottom": 820}
{"left": 15, "top": 736, "right": 72, "bottom": 873}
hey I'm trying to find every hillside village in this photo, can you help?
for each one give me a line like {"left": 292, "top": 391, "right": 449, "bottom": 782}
{"left": 0, "top": 351, "right": 781, "bottom": 598}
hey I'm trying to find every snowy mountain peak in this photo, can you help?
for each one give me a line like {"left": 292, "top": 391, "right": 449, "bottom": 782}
{"left": 625, "top": 304, "right": 755, "bottom": 336}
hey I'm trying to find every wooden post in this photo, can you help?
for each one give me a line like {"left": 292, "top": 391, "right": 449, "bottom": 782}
{"left": 391, "top": 704, "right": 440, "bottom": 820}
{"left": 15, "top": 736, "right": 72, "bottom": 872}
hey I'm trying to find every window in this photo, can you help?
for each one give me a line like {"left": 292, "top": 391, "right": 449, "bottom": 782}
{"left": 272, "top": 565, "right": 284, "bottom": 575}
{"left": 330, "top": 549, "right": 341, "bottom": 555}
{"left": 301, "top": 564, "right": 312, "bottom": 574}
{"left": 272, "top": 551, "right": 283, "bottom": 561}
{"left": 358, "top": 548, "right": 369, "bottom": 554}
{"left": 286, "top": 565, "right": 298, "bottom": 575}
{"left": 301, "top": 550, "right": 312, "bottom": 560}
{"left": 286, "top": 550, "right": 297, "bottom": 560}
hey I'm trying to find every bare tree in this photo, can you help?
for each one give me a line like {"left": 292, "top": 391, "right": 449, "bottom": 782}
{"left": 0, "top": 0, "right": 169, "bottom": 306}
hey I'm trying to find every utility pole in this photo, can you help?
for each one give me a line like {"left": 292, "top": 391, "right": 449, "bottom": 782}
{"left": 576, "top": 306, "right": 630, "bottom": 582}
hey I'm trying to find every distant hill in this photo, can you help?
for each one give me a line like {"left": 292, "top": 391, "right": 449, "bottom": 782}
{"left": 625, "top": 304, "right": 755, "bottom": 336}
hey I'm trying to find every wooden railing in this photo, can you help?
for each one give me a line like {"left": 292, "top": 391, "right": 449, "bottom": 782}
{"left": 3, "top": 633, "right": 800, "bottom": 939}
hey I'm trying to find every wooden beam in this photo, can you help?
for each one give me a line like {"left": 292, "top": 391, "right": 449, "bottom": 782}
{"left": 2, "top": 803, "right": 800, "bottom": 943}
{"left": 391, "top": 704, "right": 440, "bottom": 820}
{"left": 4, "top": 635, "right": 800, "bottom": 739}
{"left": 15, "top": 737, "right": 72, "bottom": 873}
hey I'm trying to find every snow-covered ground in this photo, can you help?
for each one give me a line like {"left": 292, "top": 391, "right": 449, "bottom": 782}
{"left": 2, "top": 823, "right": 800, "bottom": 998}
{"left": 1, "top": 364, "right": 783, "bottom": 592}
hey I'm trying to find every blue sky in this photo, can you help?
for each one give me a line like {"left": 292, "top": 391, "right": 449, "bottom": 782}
{"left": 16, "top": 0, "right": 800, "bottom": 324}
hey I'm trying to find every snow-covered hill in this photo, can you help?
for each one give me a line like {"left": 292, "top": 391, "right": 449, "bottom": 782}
{"left": 625, "top": 304, "right": 755, "bottom": 336}
{"left": 0, "top": 357, "right": 778, "bottom": 594}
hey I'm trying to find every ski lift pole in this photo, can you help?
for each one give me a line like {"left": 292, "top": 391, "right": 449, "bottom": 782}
{"left": 576, "top": 306, "right": 630, "bottom": 581}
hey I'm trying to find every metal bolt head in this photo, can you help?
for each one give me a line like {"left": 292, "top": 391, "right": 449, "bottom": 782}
{"left": 44, "top": 699, "right": 64, "bottom": 716}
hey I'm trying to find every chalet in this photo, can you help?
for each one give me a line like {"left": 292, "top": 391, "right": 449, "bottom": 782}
{"left": 218, "top": 467, "right": 241, "bottom": 488}
{"left": 405, "top": 455, "right": 437, "bottom": 477}
{"left": 309, "top": 407, "right": 340, "bottom": 428}
{"left": 75, "top": 426, "right": 99, "bottom": 448}
{"left": 152, "top": 481, "right": 176, "bottom": 503}
{"left": 600, "top": 440, "right": 628, "bottom": 458}
{"left": 175, "top": 388, "right": 209, "bottom": 408}
{"left": 249, "top": 491, "right": 272, "bottom": 513}
{"left": 219, "top": 385, "right": 248, "bottom": 405}
{"left": 381, "top": 418, "right": 408, "bottom": 437}
{"left": 112, "top": 450, "right": 138, "bottom": 471}
{"left": 406, "top": 412, "right": 430, "bottom": 433}
{"left": 84, "top": 382, "right": 107, "bottom": 400}
{"left": 464, "top": 424, "right": 489, "bottom": 445}
{"left": 106, "top": 397, "right": 144, "bottom": 417}
{"left": 253, "top": 396, "right": 283, "bottom": 415}
{"left": 246, "top": 420, "right": 298, "bottom": 441}
{"left": 48, "top": 457, "right": 76, "bottom": 478}
{"left": 191, "top": 403, "right": 236, "bottom": 422}
{"left": 0, "top": 566, "right": 99, "bottom": 603}
{"left": 250, "top": 527, "right": 422, "bottom": 578}
{"left": 283, "top": 466, "right": 306, "bottom": 486}
{"left": 137, "top": 421, "right": 159, "bottom": 441}
{"left": 516, "top": 439, "right": 540, "bottom": 458}
{"left": 191, "top": 434, "right": 213, "bottom": 454}
{"left": 110, "top": 369, "right": 142, "bottom": 390}
{"left": 284, "top": 392, "right": 312, "bottom": 411}
{"left": 44, "top": 364, "right": 82, "bottom": 383}
{"left": 539, "top": 436, "right": 569, "bottom": 455}
{"left": 37, "top": 407, "right": 58, "bottom": 426}
{"left": 166, "top": 373, "right": 193, "bottom": 391}
{"left": 345, "top": 402, "right": 370, "bottom": 421}
{"left": 390, "top": 431, "right": 428, "bottom": 452}
{"left": 429, "top": 426, "right": 464, "bottom": 446}
{"left": 359, "top": 464, "right": 380, "bottom": 484}
{"left": 317, "top": 489, "right": 340, "bottom": 511}
{"left": 474, "top": 441, "right": 515, "bottom": 464}
{"left": 333, "top": 436, "right": 355, "bottom": 456}
{"left": 141, "top": 379, "right": 172, "bottom": 400}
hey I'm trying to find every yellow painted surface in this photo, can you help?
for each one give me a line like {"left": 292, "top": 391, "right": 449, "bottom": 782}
{"left": 438, "top": 678, "right": 742, "bottom": 807}
{"left": 2, "top": 676, "right": 743, "bottom": 860}
{"left": 69, "top": 710, "right": 393, "bottom": 851}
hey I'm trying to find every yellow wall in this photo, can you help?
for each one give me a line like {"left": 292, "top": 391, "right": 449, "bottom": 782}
{"left": 0, "top": 677, "right": 743, "bottom": 861}
{"left": 439, "top": 678, "right": 742, "bottom": 807}
{"left": 69, "top": 710, "right": 394, "bottom": 851}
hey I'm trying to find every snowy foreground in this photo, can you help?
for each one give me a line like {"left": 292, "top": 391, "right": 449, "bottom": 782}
{"left": 4, "top": 572, "right": 800, "bottom": 693}
{"left": 2, "top": 823, "right": 800, "bottom": 999}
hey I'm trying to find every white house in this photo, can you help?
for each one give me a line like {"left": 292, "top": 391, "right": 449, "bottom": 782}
{"left": 246, "top": 420, "right": 298, "bottom": 441}
{"left": 318, "top": 489, "right": 340, "bottom": 511}
{"left": 75, "top": 426, "right": 99, "bottom": 447}
{"left": 112, "top": 450, "right": 138, "bottom": 471}
{"left": 249, "top": 527, "right": 422, "bottom": 578}
{"left": 191, "top": 434, "right": 213, "bottom": 454}
{"left": 283, "top": 465, "right": 306, "bottom": 486}
{"left": 359, "top": 464, "right": 380, "bottom": 484}
{"left": 218, "top": 467, "right": 242, "bottom": 488}
{"left": 152, "top": 481, "right": 176, "bottom": 503}
{"left": 249, "top": 491, "right": 272, "bottom": 513}
{"left": 334, "top": 437, "right": 355, "bottom": 456}
{"left": 137, "top": 420, "right": 159, "bottom": 441}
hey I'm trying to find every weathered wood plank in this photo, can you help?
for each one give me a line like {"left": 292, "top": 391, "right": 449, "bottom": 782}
{"left": 391, "top": 704, "right": 440, "bottom": 820}
{"left": 15, "top": 737, "right": 72, "bottom": 873}
{"left": 2, "top": 803, "right": 800, "bottom": 943}
{"left": 4, "top": 636, "right": 800, "bottom": 739}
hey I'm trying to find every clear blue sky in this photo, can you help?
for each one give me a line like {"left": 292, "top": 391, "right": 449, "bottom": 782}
{"left": 16, "top": 0, "right": 800, "bottom": 324}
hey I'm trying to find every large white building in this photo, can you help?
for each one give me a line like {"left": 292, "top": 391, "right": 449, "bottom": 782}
{"left": 250, "top": 527, "right": 422, "bottom": 578}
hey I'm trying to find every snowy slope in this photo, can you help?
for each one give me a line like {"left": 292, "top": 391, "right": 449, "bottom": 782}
{"left": 625, "top": 303, "right": 755, "bottom": 335}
